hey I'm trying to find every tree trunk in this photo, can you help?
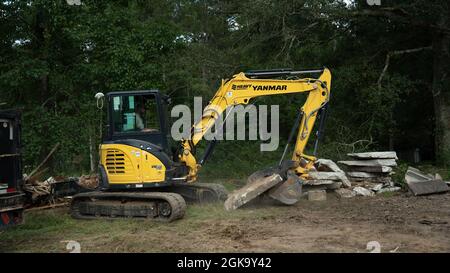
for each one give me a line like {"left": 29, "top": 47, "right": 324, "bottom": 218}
{"left": 432, "top": 11, "right": 450, "bottom": 166}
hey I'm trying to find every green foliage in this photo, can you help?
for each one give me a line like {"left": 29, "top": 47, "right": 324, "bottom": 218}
{"left": 0, "top": 0, "right": 448, "bottom": 175}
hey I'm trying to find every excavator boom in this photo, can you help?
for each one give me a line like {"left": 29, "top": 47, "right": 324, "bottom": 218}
{"left": 180, "top": 68, "right": 331, "bottom": 183}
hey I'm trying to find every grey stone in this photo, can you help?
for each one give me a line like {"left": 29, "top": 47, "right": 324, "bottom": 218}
{"left": 347, "top": 151, "right": 398, "bottom": 160}
{"left": 334, "top": 188, "right": 356, "bottom": 198}
{"left": 308, "top": 190, "right": 327, "bottom": 201}
{"left": 371, "top": 183, "right": 384, "bottom": 192}
{"left": 377, "top": 187, "right": 401, "bottom": 194}
{"left": 353, "top": 186, "right": 375, "bottom": 196}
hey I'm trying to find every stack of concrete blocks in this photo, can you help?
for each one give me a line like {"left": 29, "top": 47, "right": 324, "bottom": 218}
{"left": 338, "top": 151, "right": 401, "bottom": 195}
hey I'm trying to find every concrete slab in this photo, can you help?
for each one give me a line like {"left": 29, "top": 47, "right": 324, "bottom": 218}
{"left": 304, "top": 179, "right": 336, "bottom": 185}
{"left": 224, "top": 173, "right": 283, "bottom": 211}
{"left": 308, "top": 171, "right": 351, "bottom": 188}
{"left": 338, "top": 159, "right": 397, "bottom": 167}
{"left": 344, "top": 166, "right": 392, "bottom": 173}
{"left": 347, "top": 172, "right": 383, "bottom": 178}
{"left": 347, "top": 151, "right": 398, "bottom": 160}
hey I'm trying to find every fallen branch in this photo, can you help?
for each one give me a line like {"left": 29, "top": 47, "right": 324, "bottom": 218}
{"left": 0, "top": 153, "right": 20, "bottom": 158}
{"left": 377, "top": 46, "right": 432, "bottom": 88}
{"left": 26, "top": 202, "right": 68, "bottom": 211}
{"left": 28, "top": 142, "right": 60, "bottom": 178}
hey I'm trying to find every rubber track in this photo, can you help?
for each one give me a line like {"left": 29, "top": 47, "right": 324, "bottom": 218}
{"left": 71, "top": 191, "right": 186, "bottom": 222}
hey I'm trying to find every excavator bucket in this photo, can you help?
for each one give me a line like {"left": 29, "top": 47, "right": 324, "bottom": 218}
{"left": 224, "top": 167, "right": 303, "bottom": 210}
{"left": 267, "top": 171, "right": 303, "bottom": 205}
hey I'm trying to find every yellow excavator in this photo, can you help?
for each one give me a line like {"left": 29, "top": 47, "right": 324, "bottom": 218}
{"left": 71, "top": 68, "right": 331, "bottom": 221}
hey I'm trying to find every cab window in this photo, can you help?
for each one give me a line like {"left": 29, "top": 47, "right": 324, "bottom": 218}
{"left": 112, "top": 94, "right": 160, "bottom": 133}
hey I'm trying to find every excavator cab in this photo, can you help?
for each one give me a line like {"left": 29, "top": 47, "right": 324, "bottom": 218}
{"left": 97, "top": 90, "right": 187, "bottom": 191}
{"left": 105, "top": 90, "right": 171, "bottom": 154}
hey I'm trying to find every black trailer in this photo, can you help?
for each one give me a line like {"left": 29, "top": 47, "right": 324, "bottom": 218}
{"left": 0, "top": 110, "right": 25, "bottom": 229}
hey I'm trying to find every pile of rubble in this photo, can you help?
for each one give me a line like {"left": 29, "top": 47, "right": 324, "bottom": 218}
{"left": 337, "top": 151, "right": 401, "bottom": 196}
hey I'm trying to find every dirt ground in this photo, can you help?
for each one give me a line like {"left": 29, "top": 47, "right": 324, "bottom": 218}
{"left": 1, "top": 190, "right": 449, "bottom": 253}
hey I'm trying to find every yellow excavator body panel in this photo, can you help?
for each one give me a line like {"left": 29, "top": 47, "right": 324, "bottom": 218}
{"left": 100, "top": 143, "right": 166, "bottom": 184}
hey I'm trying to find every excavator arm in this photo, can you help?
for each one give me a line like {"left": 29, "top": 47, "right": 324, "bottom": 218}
{"left": 179, "top": 68, "right": 332, "bottom": 182}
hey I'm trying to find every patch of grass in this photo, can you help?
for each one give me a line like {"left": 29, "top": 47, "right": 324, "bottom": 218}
{"left": 378, "top": 191, "right": 397, "bottom": 198}
{"left": 0, "top": 199, "right": 280, "bottom": 252}
{"left": 392, "top": 161, "right": 409, "bottom": 187}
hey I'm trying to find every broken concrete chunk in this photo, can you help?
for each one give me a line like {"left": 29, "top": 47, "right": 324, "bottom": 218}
{"left": 347, "top": 151, "right": 398, "bottom": 160}
{"left": 405, "top": 167, "right": 432, "bottom": 182}
{"left": 315, "top": 159, "right": 345, "bottom": 173}
{"left": 334, "top": 188, "right": 355, "bottom": 198}
{"left": 377, "top": 187, "right": 401, "bottom": 194}
{"left": 308, "top": 190, "right": 327, "bottom": 201}
{"left": 353, "top": 186, "right": 375, "bottom": 196}
{"left": 338, "top": 159, "right": 397, "bottom": 167}
{"left": 308, "top": 171, "right": 351, "bottom": 188}
{"left": 371, "top": 183, "right": 384, "bottom": 192}
{"left": 224, "top": 173, "right": 283, "bottom": 211}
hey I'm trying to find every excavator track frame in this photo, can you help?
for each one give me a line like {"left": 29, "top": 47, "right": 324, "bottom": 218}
{"left": 71, "top": 191, "right": 186, "bottom": 222}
